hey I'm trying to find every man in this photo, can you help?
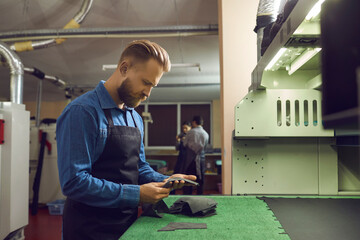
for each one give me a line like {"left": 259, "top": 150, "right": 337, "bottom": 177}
{"left": 56, "top": 40, "right": 196, "bottom": 239}
{"left": 182, "top": 116, "right": 209, "bottom": 195}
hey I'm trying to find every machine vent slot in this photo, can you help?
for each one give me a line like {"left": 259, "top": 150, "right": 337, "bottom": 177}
{"left": 313, "top": 100, "right": 318, "bottom": 126}
{"left": 277, "top": 100, "right": 282, "bottom": 126}
{"left": 276, "top": 100, "right": 318, "bottom": 127}
{"left": 304, "top": 100, "right": 309, "bottom": 126}
{"left": 286, "top": 100, "right": 291, "bottom": 126}
{"left": 295, "top": 100, "right": 300, "bottom": 126}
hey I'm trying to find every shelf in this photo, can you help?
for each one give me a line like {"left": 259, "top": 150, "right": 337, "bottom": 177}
{"left": 205, "top": 173, "right": 219, "bottom": 176}
{"left": 250, "top": 0, "right": 322, "bottom": 91}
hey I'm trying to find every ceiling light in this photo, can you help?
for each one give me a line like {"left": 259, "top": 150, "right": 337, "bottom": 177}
{"left": 102, "top": 64, "right": 117, "bottom": 71}
{"left": 288, "top": 48, "right": 321, "bottom": 75}
{"left": 172, "top": 63, "right": 201, "bottom": 71}
{"left": 102, "top": 63, "right": 201, "bottom": 71}
{"left": 265, "top": 48, "right": 287, "bottom": 71}
{"left": 305, "top": 0, "right": 325, "bottom": 21}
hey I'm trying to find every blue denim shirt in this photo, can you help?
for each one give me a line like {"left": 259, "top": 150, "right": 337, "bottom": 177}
{"left": 56, "top": 81, "right": 167, "bottom": 208}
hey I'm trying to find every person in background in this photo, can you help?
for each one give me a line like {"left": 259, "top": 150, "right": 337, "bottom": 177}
{"left": 56, "top": 40, "right": 196, "bottom": 239}
{"left": 182, "top": 116, "right": 209, "bottom": 195}
{"left": 174, "top": 121, "right": 192, "bottom": 173}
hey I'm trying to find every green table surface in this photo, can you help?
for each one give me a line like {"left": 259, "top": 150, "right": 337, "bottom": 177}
{"left": 121, "top": 195, "right": 290, "bottom": 240}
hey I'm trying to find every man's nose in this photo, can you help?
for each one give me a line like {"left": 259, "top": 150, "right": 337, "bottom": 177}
{"left": 142, "top": 86, "right": 152, "bottom": 98}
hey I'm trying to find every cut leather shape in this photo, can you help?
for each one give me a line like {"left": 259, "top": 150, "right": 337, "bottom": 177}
{"left": 169, "top": 197, "right": 217, "bottom": 217}
{"left": 163, "top": 177, "right": 199, "bottom": 188}
{"left": 142, "top": 200, "right": 170, "bottom": 218}
{"left": 158, "top": 222, "right": 207, "bottom": 231}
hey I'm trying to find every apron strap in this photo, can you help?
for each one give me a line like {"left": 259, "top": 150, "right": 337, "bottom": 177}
{"left": 104, "top": 109, "right": 114, "bottom": 127}
{"left": 103, "top": 108, "right": 139, "bottom": 129}
{"left": 129, "top": 110, "right": 138, "bottom": 129}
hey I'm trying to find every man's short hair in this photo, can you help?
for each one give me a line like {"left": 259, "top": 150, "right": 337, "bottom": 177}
{"left": 119, "top": 40, "right": 171, "bottom": 72}
{"left": 192, "top": 116, "right": 204, "bottom": 126}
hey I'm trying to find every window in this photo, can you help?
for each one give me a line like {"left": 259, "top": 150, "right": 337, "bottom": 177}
{"left": 135, "top": 103, "right": 211, "bottom": 148}
{"left": 148, "top": 105, "right": 177, "bottom": 146}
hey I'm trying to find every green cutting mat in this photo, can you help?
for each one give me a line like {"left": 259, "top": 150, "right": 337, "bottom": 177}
{"left": 121, "top": 196, "right": 290, "bottom": 240}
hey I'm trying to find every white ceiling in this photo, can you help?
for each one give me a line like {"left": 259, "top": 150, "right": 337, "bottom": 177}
{"left": 0, "top": 0, "right": 220, "bottom": 102}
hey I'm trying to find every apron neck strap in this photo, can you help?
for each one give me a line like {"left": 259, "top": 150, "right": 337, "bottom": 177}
{"left": 103, "top": 109, "right": 138, "bottom": 128}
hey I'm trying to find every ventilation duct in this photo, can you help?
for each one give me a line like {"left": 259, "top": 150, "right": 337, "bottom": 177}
{"left": 24, "top": 67, "right": 71, "bottom": 99}
{"left": 0, "top": 41, "right": 24, "bottom": 104}
{"left": 10, "top": 0, "right": 93, "bottom": 52}
{"left": 1, "top": 25, "right": 218, "bottom": 43}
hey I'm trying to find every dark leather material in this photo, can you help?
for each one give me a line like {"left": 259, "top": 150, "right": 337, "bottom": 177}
{"left": 158, "top": 222, "right": 207, "bottom": 231}
{"left": 169, "top": 197, "right": 218, "bottom": 217}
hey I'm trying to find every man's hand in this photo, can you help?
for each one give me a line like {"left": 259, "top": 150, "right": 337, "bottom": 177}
{"left": 139, "top": 182, "right": 171, "bottom": 204}
{"left": 163, "top": 174, "right": 197, "bottom": 190}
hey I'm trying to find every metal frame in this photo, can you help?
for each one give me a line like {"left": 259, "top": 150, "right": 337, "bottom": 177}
{"left": 235, "top": 89, "right": 333, "bottom": 137}
{"left": 0, "top": 102, "right": 29, "bottom": 239}
{"left": 232, "top": 137, "right": 337, "bottom": 195}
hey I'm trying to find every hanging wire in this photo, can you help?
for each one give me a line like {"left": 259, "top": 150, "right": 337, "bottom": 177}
{"left": 120, "top": 0, "right": 130, "bottom": 53}
{"left": 22, "top": 0, "right": 30, "bottom": 30}
{"left": 174, "top": 0, "right": 184, "bottom": 63}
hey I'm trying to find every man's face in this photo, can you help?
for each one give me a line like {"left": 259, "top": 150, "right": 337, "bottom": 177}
{"left": 117, "top": 58, "right": 163, "bottom": 108}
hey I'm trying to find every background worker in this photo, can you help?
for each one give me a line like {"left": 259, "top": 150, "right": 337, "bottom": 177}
{"left": 182, "top": 116, "right": 209, "bottom": 195}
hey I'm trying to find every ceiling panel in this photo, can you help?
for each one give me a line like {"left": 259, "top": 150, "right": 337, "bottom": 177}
{"left": 0, "top": 0, "right": 219, "bottom": 102}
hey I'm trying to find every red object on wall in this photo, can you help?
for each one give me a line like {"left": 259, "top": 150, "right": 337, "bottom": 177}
{"left": 0, "top": 119, "right": 4, "bottom": 144}
{"left": 38, "top": 130, "right": 52, "bottom": 154}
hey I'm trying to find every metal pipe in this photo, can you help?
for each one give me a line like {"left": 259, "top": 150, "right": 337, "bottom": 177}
{"left": 24, "top": 67, "right": 71, "bottom": 99}
{"left": 0, "top": 25, "right": 218, "bottom": 42}
{"left": 73, "top": 0, "right": 93, "bottom": 24}
{"left": 69, "top": 83, "right": 220, "bottom": 90}
{"left": 0, "top": 41, "right": 24, "bottom": 104}
{"left": 24, "top": 67, "right": 67, "bottom": 89}
{"left": 35, "top": 79, "right": 43, "bottom": 127}
{"left": 10, "top": 0, "right": 93, "bottom": 52}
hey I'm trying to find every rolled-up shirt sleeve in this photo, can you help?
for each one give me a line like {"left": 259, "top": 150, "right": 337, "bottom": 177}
{"left": 56, "top": 105, "right": 140, "bottom": 208}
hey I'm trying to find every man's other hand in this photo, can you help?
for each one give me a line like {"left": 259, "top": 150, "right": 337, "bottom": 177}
{"left": 139, "top": 182, "right": 171, "bottom": 204}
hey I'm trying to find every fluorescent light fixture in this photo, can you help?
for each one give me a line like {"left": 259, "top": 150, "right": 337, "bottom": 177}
{"left": 172, "top": 63, "right": 201, "bottom": 71}
{"left": 102, "top": 63, "right": 201, "bottom": 71}
{"left": 305, "top": 0, "right": 325, "bottom": 21}
{"left": 265, "top": 48, "right": 287, "bottom": 71}
{"left": 288, "top": 48, "right": 322, "bottom": 75}
{"left": 102, "top": 64, "right": 117, "bottom": 71}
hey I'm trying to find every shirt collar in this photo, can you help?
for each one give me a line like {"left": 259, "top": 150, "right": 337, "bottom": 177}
{"left": 95, "top": 80, "right": 134, "bottom": 111}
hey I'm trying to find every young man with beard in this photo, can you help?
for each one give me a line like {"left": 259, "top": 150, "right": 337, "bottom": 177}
{"left": 56, "top": 40, "right": 196, "bottom": 239}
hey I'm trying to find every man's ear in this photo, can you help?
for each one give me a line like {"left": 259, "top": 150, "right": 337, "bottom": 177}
{"left": 119, "top": 61, "right": 129, "bottom": 76}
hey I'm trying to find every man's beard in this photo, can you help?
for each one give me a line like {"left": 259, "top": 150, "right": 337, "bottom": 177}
{"left": 117, "top": 78, "right": 144, "bottom": 108}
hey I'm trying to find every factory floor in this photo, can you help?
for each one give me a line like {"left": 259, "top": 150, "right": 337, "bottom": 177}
{"left": 24, "top": 189, "right": 220, "bottom": 240}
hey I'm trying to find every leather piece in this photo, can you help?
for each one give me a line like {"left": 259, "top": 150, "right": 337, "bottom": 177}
{"left": 162, "top": 177, "right": 199, "bottom": 188}
{"left": 142, "top": 200, "right": 170, "bottom": 218}
{"left": 169, "top": 197, "right": 217, "bottom": 217}
{"left": 158, "top": 222, "right": 207, "bottom": 231}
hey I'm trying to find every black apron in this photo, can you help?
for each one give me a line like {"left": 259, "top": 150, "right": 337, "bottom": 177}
{"left": 173, "top": 139, "right": 187, "bottom": 174}
{"left": 63, "top": 109, "right": 141, "bottom": 240}
{"left": 182, "top": 148, "right": 205, "bottom": 195}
